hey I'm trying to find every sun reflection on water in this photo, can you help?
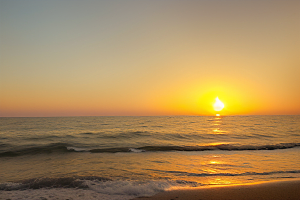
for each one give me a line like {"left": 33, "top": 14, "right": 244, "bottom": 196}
{"left": 209, "top": 178, "right": 232, "bottom": 185}
{"left": 210, "top": 115, "right": 227, "bottom": 134}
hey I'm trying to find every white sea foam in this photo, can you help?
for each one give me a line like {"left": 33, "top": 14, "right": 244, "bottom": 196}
{"left": 0, "top": 182, "right": 23, "bottom": 190}
{"left": 0, "top": 180, "right": 177, "bottom": 200}
{"left": 129, "top": 148, "right": 145, "bottom": 153}
{"left": 85, "top": 180, "right": 173, "bottom": 196}
{"left": 0, "top": 188, "right": 134, "bottom": 200}
{"left": 67, "top": 146, "right": 88, "bottom": 152}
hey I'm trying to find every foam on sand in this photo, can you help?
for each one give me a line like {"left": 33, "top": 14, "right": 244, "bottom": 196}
{"left": 1, "top": 188, "right": 132, "bottom": 200}
{"left": 0, "top": 179, "right": 177, "bottom": 200}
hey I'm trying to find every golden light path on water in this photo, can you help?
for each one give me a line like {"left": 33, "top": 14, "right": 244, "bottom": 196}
{"left": 207, "top": 115, "right": 231, "bottom": 185}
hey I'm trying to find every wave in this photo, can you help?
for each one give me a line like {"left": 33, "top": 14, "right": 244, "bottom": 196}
{"left": 0, "top": 176, "right": 187, "bottom": 199}
{"left": 1, "top": 170, "right": 300, "bottom": 192}
{"left": 0, "top": 178, "right": 188, "bottom": 200}
{"left": 96, "top": 131, "right": 152, "bottom": 139}
{"left": 148, "top": 169, "right": 300, "bottom": 177}
{"left": 0, "top": 176, "right": 200, "bottom": 200}
{"left": 1, "top": 142, "right": 299, "bottom": 157}
{"left": 89, "top": 143, "right": 300, "bottom": 153}
{"left": 1, "top": 176, "right": 299, "bottom": 200}
{"left": 0, "top": 176, "right": 110, "bottom": 191}
{"left": 0, "top": 143, "right": 69, "bottom": 157}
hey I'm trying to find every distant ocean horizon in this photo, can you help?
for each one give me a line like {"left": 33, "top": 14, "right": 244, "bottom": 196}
{"left": 3, "top": 114, "right": 300, "bottom": 117}
{"left": 1, "top": 115, "right": 299, "bottom": 200}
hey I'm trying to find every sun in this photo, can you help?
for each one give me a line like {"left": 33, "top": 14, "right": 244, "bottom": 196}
{"left": 213, "top": 97, "right": 224, "bottom": 112}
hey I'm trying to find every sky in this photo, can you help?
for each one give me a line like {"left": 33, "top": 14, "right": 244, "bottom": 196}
{"left": 0, "top": 0, "right": 299, "bottom": 117}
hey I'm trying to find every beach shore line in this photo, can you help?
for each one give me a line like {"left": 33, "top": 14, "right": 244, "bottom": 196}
{"left": 132, "top": 179, "right": 300, "bottom": 200}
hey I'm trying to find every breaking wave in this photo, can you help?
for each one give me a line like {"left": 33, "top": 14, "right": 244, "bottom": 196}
{"left": 1, "top": 142, "right": 299, "bottom": 157}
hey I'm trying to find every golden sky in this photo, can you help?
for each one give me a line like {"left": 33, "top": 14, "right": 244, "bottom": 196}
{"left": 1, "top": 0, "right": 299, "bottom": 117}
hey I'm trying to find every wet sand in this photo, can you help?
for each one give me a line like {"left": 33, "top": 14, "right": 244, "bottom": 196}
{"left": 132, "top": 179, "right": 300, "bottom": 200}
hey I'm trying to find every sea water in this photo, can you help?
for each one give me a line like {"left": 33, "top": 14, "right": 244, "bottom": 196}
{"left": 0, "top": 116, "right": 299, "bottom": 200}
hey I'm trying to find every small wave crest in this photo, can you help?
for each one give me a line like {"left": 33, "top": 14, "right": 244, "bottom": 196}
{"left": 149, "top": 169, "right": 300, "bottom": 177}
{"left": 90, "top": 143, "right": 300, "bottom": 153}
{"left": 129, "top": 148, "right": 145, "bottom": 153}
{"left": 67, "top": 147, "right": 89, "bottom": 152}
{"left": 1, "top": 142, "right": 299, "bottom": 157}
{"left": 0, "top": 143, "right": 69, "bottom": 157}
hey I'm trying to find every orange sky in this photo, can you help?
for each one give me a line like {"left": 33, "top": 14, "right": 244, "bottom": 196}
{"left": 1, "top": 0, "right": 299, "bottom": 117}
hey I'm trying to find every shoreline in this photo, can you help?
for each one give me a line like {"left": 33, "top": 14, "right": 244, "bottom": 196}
{"left": 132, "top": 179, "right": 300, "bottom": 200}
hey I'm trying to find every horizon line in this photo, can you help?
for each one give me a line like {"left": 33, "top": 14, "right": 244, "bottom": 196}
{"left": 1, "top": 114, "right": 299, "bottom": 118}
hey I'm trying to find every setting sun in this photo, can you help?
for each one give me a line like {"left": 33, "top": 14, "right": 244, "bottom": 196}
{"left": 213, "top": 97, "right": 225, "bottom": 112}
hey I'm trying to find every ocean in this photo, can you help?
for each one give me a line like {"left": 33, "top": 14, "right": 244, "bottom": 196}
{"left": 1, "top": 116, "right": 299, "bottom": 200}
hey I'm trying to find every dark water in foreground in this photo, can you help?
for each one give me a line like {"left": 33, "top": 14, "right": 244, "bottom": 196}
{"left": 1, "top": 116, "right": 299, "bottom": 199}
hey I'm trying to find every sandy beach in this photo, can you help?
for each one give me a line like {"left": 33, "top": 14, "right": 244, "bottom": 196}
{"left": 132, "top": 179, "right": 300, "bottom": 200}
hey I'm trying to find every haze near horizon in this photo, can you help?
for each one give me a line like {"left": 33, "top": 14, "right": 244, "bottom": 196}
{"left": 1, "top": 0, "right": 299, "bottom": 117}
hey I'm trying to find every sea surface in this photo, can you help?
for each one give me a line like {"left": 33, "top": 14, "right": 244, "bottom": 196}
{"left": 1, "top": 116, "right": 300, "bottom": 200}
